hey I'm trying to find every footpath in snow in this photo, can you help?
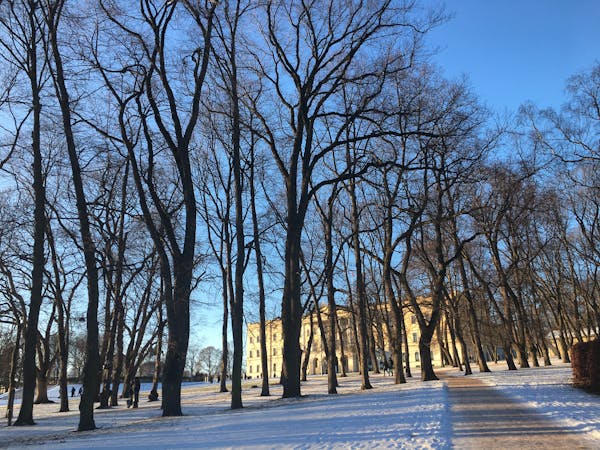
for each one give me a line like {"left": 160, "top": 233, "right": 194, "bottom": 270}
{"left": 442, "top": 371, "right": 594, "bottom": 449}
{"left": 0, "top": 361, "right": 598, "bottom": 449}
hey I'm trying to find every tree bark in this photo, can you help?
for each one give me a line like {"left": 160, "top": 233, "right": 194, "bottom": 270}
{"left": 14, "top": 0, "right": 45, "bottom": 426}
{"left": 250, "top": 144, "right": 270, "bottom": 397}
{"left": 348, "top": 174, "right": 372, "bottom": 390}
{"left": 44, "top": 1, "right": 101, "bottom": 430}
{"left": 6, "top": 325, "right": 21, "bottom": 426}
{"left": 149, "top": 305, "right": 164, "bottom": 402}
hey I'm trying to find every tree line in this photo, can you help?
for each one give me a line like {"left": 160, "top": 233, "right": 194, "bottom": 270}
{"left": 0, "top": 0, "right": 597, "bottom": 432}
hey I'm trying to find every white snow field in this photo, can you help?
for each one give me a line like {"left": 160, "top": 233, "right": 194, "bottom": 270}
{"left": 0, "top": 361, "right": 598, "bottom": 449}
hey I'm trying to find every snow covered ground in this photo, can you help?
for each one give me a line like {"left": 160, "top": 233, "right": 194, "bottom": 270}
{"left": 0, "top": 361, "right": 598, "bottom": 449}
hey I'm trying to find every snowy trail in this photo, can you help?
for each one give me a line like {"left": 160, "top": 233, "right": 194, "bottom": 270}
{"left": 442, "top": 373, "right": 594, "bottom": 449}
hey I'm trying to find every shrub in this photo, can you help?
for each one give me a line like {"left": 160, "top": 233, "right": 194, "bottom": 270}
{"left": 571, "top": 340, "right": 600, "bottom": 393}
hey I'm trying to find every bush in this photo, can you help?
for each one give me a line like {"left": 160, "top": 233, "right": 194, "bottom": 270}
{"left": 571, "top": 340, "right": 600, "bottom": 393}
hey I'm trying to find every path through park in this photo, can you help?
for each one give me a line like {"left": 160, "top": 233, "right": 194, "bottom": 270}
{"left": 2, "top": 366, "right": 598, "bottom": 449}
{"left": 443, "top": 372, "right": 594, "bottom": 449}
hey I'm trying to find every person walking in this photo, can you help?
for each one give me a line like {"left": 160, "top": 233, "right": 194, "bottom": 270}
{"left": 133, "top": 377, "right": 141, "bottom": 408}
{"left": 382, "top": 358, "right": 390, "bottom": 376}
{"left": 71, "top": 386, "right": 76, "bottom": 397}
{"left": 126, "top": 385, "right": 133, "bottom": 408}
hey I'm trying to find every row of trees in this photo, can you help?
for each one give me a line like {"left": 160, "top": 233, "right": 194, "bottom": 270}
{"left": 0, "top": 0, "right": 597, "bottom": 432}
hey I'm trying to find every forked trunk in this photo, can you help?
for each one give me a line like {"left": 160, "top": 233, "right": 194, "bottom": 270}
{"left": 34, "top": 376, "right": 52, "bottom": 404}
{"left": 419, "top": 331, "right": 439, "bottom": 381}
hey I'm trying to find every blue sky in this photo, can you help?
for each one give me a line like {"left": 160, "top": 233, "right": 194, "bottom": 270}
{"left": 424, "top": 0, "right": 599, "bottom": 112}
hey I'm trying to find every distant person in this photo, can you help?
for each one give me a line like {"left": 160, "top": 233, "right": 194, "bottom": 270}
{"left": 71, "top": 386, "right": 76, "bottom": 397}
{"left": 126, "top": 385, "right": 133, "bottom": 408}
{"left": 78, "top": 386, "right": 83, "bottom": 396}
{"left": 382, "top": 358, "right": 390, "bottom": 376}
{"left": 388, "top": 356, "right": 393, "bottom": 371}
{"left": 133, "top": 377, "right": 141, "bottom": 408}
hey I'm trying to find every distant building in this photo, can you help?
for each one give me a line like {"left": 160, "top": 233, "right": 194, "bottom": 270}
{"left": 245, "top": 303, "right": 447, "bottom": 379}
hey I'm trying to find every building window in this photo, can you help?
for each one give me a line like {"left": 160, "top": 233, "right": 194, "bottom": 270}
{"left": 415, "top": 352, "right": 420, "bottom": 362}
{"left": 412, "top": 332, "right": 418, "bottom": 343}
{"left": 273, "top": 363, "right": 277, "bottom": 373}
{"left": 257, "top": 349, "right": 260, "bottom": 357}
{"left": 273, "top": 348, "right": 277, "bottom": 356}
{"left": 250, "top": 337, "right": 254, "bottom": 344}
{"left": 411, "top": 315, "right": 416, "bottom": 324}
{"left": 256, "top": 365, "right": 259, "bottom": 374}
{"left": 249, "top": 365, "right": 252, "bottom": 373}
{"left": 273, "top": 333, "right": 277, "bottom": 341}
{"left": 257, "top": 336, "right": 260, "bottom": 343}
{"left": 249, "top": 350, "right": 253, "bottom": 358}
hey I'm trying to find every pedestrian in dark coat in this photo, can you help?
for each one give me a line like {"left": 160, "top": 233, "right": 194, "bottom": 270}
{"left": 382, "top": 358, "right": 390, "bottom": 376}
{"left": 133, "top": 377, "right": 141, "bottom": 408}
{"left": 71, "top": 386, "right": 76, "bottom": 397}
{"left": 126, "top": 386, "right": 133, "bottom": 408}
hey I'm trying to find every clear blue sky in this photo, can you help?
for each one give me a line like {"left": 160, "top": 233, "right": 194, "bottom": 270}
{"left": 424, "top": 0, "right": 600, "bottom": 112}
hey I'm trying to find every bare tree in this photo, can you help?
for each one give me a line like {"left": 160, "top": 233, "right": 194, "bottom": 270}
{"left": 248, "top": 0, "right": 428, "bottom": 398}
{"left": 41, "top": 0, "right": 102, "bottom": 430}
{"left": 93, "top": 0, "right": 217, "bottom": 416}
{"left": 0, "top": 0, "right": 48, "bottom": 426}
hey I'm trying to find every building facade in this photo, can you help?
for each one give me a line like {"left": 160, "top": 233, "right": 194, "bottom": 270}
{"left": 245, "top": 305, "right": 446, "bottom": 379}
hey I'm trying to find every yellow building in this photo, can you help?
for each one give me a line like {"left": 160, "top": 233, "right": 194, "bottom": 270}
{"left": 245, "top": 304, "right": 447, "bottom": 379}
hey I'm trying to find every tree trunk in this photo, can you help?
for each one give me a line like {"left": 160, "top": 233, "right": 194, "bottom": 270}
{"left": 336, "top": 316, "right": 348, "bottom": 377}
{"left": 15, "top": 1, "right": 45, "bottom": 425}
{"left": 34, "top": 374, "right": 51, "bottom": 404}
{"left": 162, "top": 261, "right": 192, "bottom": 416}
{"left": 110, "top": 305, "right": 125, "bottom": 407}
{"left": 368, "top": 323, "right": 380, "bottom": 375}
{"left": 449, "top": 322, "right": 461, "bottom": 369}
{"left": 45, "top": 1, "right": 101, "bottom": 430}
{"left": 322, "top": 190, "right": 339, "bottom": 394}
{"left": 504, "top": 343, "right": 518, "bottom": 371}
{"left": 47, "top": 222, "right": 70, "bottom": 412}
{"left": 419, "top": 331, "right": 439, "bottom": 381}
{"left": 400, "top": 306, "right": 412, "bottom": 378}
{"left": 6, "top": 325, "right": 21, "bottom": 426}
{"left": 349, "top": 175, "right": 372, "bottom": 390}
{"left": 301, "top": 310, "right": 315, "bottom": 382}
{"left": 281, "top": 218, "right": 303, "bottom": 398}
{"left": 250, "top": 144, "right": 270, "bottom": 397}
{"left": 384, "top": 261, "right": 405, "bottom": 384}
{"left": 453, "top": 314, "right": 472, "bottom": 375}
{"left": 219, "top": 275, "right": 229, "bottom": 393}
{"left": 149, "top": 306, "right": 164, "bottom": 402}
{"left": 465, "top": 294, "right": 490, "bottom": 373}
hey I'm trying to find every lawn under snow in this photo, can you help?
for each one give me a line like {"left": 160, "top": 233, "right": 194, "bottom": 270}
{"left": 0, "top": 361, "right": 598, "bottom": 449}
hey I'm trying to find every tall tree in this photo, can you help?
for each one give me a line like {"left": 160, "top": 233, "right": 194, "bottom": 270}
{"left": 95, "top": 0, "right": 217, "bottom": 416}
{"left": 209, "top": 0, "right": 252, "bottom": 407}
{"left": 42, "top": 0, "right": 101, "bottom": 430}
{"left": 249, "top": 0, "right": 426, "bottom": 398}
{"left": 0, "top": 0, "right": 48, "bottom": 426}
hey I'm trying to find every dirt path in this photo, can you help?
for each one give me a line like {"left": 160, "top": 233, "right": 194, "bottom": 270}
{"left": 442, "top": 373, "right": 593, "bottom": 449}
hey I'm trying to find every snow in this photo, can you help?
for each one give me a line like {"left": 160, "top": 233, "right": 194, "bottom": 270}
{"left": 471, "top": 364, "right": 600, "bottom": 443}
{"left": 0, "top": 361, "right": 598, "bottom": 449}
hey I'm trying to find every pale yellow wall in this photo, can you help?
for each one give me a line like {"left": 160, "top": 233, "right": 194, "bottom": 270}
{"left": 245, "top": 305, "right": 447, "bottom": 378}
{"left": 245, "top": 320, "right": 284, "bottom": 379}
